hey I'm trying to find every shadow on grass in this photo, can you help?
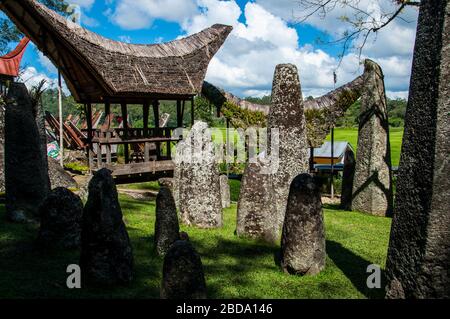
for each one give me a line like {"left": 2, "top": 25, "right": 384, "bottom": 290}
{"left": 187, "top": 236, "right": 280, "bottom": 298}
{"left": 326, "top": 240, "right": 386, "bottom": 299}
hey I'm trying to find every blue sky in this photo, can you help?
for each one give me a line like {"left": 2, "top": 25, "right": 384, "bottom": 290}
{"left": 16, "top": 0, "right": 419, "bottom": 99}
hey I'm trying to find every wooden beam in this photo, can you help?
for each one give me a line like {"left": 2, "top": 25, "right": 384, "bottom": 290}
{"left": 176, "top": 100, "right": 182, "bottom": 128}
{"left": 191, "top": 97, "right": 195, "bottom": 127}
{"left": 143, "top": 101, "right": 150, "bottom": 135}
{"left": 153, "top": 100, "right": 160, "bottom": 129}
{"left": 86, "top": 103, "right": 94, "bottom": 170}
{"left": 104, "top": 101, "right": 111, "bottom": 130}
{"left": 153, "top": 100, "right": 161, "bottom": 160}
{"left": 121, "top": 102, "right": 130, "bottom": 164}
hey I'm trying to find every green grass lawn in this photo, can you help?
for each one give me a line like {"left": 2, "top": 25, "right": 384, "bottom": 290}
{"left": 0, "top": 190, "right": 391, "bottom": 299}
{"left": 326, "top": 127, "right": 404, "bottom": 166}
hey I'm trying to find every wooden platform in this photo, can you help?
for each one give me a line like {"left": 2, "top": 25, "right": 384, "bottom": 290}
{"left": 92, "top": 160, "right": 175, "bottom": 184}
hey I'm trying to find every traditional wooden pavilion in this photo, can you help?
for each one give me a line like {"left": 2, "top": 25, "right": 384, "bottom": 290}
{"left": 1, "top": 0, "right": 232, "bottom": 182}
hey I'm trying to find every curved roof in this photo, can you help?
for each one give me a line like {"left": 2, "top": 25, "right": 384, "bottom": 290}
{"left": 0, "top": 37, "right": 30, "bottom": 77}
{"left": 0, "top": 0, "right": 232, "bottom": 103}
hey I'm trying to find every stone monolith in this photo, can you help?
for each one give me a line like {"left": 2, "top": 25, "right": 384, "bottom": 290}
{"left": 219, "top": 175, "right": 231, "bottom": 208}
{"left": 281, "top": 174, "right": 325, "bottom": 275}
{"left": 161, "top": 240, "right": 207, "bottom": 299}
{"left": 236, "top": 158, "right": 278, "bottom": 243}
{"left": 385, "top": 0, "right": 449, "bottom": 299}
{"left": 351, "top": 60, "right": 393, "bottom": 216}
{"left": 37, "top": 187, "right": 83, "bottom": 249}
{"left": 4, "top": 83, "right": 49, "bottom": 222}
{"left": 80, "top": 168, "right": 133, "bottom": 285}
{"left": 176, "top": 121, "right": 222, "bottom": 228}
{"left": 155, "top": 186, "right": 180, "bottom": 256}
{"left": 268, "top": 64, "right": 309, "bottom": 233}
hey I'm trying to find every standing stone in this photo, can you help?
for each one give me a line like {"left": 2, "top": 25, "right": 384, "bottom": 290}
{"left": 33, "top": 99, "right": 50, "bottom": 191}
{"left": 269, "top": 64, "right": 309, "bottom": 234}
{"left": 385, "top": 1, "right": 449, "bottom": 299}
{"left": 48, "top": 156, "right": 78, "bottom": 189}
{"left": 80, "top": 168, "right": 133, "bottom": 285}
{"left": 281, "top": 173, "right": 325, "bottom": 275}
{"left": 219, "top": 175, "right": 231, "bottom": 208}
{"left": 155, "top": 186, "right": 180, "bottom": 256}
{"left": 175, "top": 121, "right": 222, "bottom": 228}
{"left": 351, "top": 60, "right": 393, "bottom": 216}
{"left": 4, "top": 83, "right": 49, "bottom": 221}
{"left": 340, "top": 147, "right": 356, "bottom": 210}
{"left": 236, "top": 158, "right": 278, "bottom": 243}
{"left": 158, "top": 177, "right": 178, "bottom": 209}
{"left": 37, "top": 187, "right": 83, "bottom": 249}
{"left": 0, "top": 102, "right": 5, "bottom": 193}
{"left": 78, "top": 174, "right": 92, "bottom": 203}
{"left": 161, "top": 240, "right": 207, "bottom": 299}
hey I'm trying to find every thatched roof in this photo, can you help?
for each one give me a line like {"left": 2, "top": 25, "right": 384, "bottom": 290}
{"left": 0, "top": 0, "right": 232, "bottom": 103}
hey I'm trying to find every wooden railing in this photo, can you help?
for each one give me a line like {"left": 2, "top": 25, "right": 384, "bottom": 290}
{"left": 84, "top": 127, "right": 182, "bottom": 169}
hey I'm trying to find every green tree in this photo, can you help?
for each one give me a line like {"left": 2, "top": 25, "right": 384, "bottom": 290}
{"left": 1, "top": 0, "right": 70, "bottom": 54}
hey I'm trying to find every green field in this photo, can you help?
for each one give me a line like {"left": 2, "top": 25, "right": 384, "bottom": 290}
{"left": 326, "top": 127, "right": 404, "bottom": 166}
{"left": 0, "top": 187, "right": 391, "bottom": 299}
{"left": 211, "top": 127, "right": 404, "bottom": 166}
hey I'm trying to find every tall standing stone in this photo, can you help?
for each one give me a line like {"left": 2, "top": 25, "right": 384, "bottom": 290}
{"left": 219, "top": 175, "right": 231, "bottom": 208}
{"left": 80, "top": 168, "right": 133, "bottom": 285}
{"left": 33, "top": 99, "right": 50, "bottom": 191}
{"left": 155, "top": 186, "right": 180, "bottom": 256}
{"left": 175, "top": 121, "right": 222, "bottom": 228}
{"left": 268, "top": 64, "right": 309, "bottom": 232}
{"left": 0, "top": 102, "right": 5, "bottom": 193}
{"left": 4, "top": 83, "right": 49, "bottom": 221}
{"left": 161, "top": 240, "right": 207, "bottom": 299}
{"left": 236, "top": 158, "right": 278, "bottom": 243}
{"left": 37, "top": 187, "right": 83, "bottom": 249}
{"left": 340, "top": 147, "right": 356, "bottom": 210}
{"left": 385, "top": 1, "right": 449, "bottom": 299}
{"left": 158, "top": 177, "right": 178, "bottom": 209}
{"left": 351, "top": 60, "right": 393, "bottom": 216}
{"left": 48, "top": 156, "right": 78, "bottom": 189}
{"left": 281, "top": 174, "right": 325, "bottom": 275}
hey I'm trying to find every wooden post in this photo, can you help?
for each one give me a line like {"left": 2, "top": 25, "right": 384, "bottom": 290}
{"left": 330, "top": 127, "right": 335, "bottom": 199}
{"left": 106, "top": 132, "right": 112, "bottom": 164}
{"left": 97, "top": 143, "right": 102, "bottom": 169}
{"left": 176, "top": 100, "right": 182, "bottom": 128}
{"left": 153, "top": 100, "right": 160, "bottom": 160}
{"left": 104, "top": 101, "right": 111, "bottom": 129}
{"left": 121, "top": 102, "right": 129, "bottom": 164}
{"left": 143, "top": 101, "right": 149, "bottom": 132}
{"left": 57, "top": 71, "right": 64, "bottom": 167}
{"left": 86, "top": 103, "right": 94, "bottom": 170}
{"left": 181, "top": 100, "right": 186, "bottom": 125}
{"left": 190, "top": 97, "right": 195, "bottom": 127}
{"left": 226, "top": 118, "right": 230, "bottom": 178}
{"left": 153, "top": 100, "right": 160, "bottom": 129}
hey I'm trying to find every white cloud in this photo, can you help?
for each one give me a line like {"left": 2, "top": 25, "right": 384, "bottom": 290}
{"left": 19, "top": 66, "right": 70, "bottom": 95}
{"left": 118, "top": 35, "right": 132, "bottom": 43}
{"left": 111, "top": 0, "right": 198, "bottom": 30}
{"left": 180, "top": 1, "right": 351, "bottom": 97}
{"left": 181, "top": 0, "right": 416, "bottom": 98}
{"left": 68, "top": 0, "right": 95, "bottom": 9}
{"left": 81, "top": 14, "right": 100, "bottom": 27}
{"left": 38, "top": 52, "right": 58, "bottom": 74}
{"left": 19, "top": 67, "right": 57, "bottom": 90}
